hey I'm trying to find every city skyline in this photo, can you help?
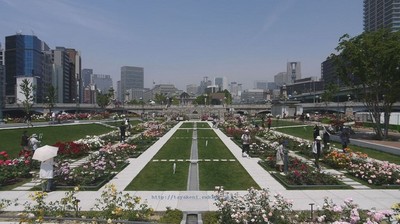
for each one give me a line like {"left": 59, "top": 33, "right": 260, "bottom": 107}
{"left": 0, "top": 0, "right": 363, "bottom": 90}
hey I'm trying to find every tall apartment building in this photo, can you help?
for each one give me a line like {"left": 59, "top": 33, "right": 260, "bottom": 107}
{"left": 120, "top": 66, "right": 144, "bottom": 101}
{"left": 66, "top": 49, "right": 81, "bottom": 103}
{"left": 364, "top": 0, "right": 400, "bottom": 31}
{"left": 0, "top": 43, "right": 4, "bottom": 110}
{"left": 52, "top": 47, "right": 72, "bottom": 103}
{"left": 4, "top": 34, "right": 52, "bottom": 103}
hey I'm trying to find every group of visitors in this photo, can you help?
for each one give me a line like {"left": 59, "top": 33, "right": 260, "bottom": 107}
{"left": 239, "top": 120, "right": 351, "bottom": 172}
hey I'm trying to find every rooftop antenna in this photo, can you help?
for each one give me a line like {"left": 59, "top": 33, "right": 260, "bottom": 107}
{"left": 31, "top": 29, "right": 35, "bottom": 36}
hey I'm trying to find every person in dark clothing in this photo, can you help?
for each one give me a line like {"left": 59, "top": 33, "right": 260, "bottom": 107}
{"left": 340, "top": 128, "right": 350, "bottom": 153}
{"left": 322, "top": 127, "right": 330, "bottom": 150}
{"left": 313, "top": 125, "right": 320, "bottom": 139}
{"left": 119, "top": 122, "right": 126, "bottom": 143}
{"left": 25, "top": 113, "right": 33, "bottom": 127}
{"left": 20, "top": 130, "right": 30, "bottom": 151}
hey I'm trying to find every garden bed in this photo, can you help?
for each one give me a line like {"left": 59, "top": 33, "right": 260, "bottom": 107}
{"left": 258, "top": 160, "right": 350, "bottom": 190}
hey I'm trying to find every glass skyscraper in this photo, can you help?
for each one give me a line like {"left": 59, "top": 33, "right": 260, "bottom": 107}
{"left": 5, "top": 34, "right": 50, "bottom": 103}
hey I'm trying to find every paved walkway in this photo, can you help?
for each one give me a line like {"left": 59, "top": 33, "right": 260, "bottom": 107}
{"left": 0, "top": 121, "right": 399, "bottom": 218}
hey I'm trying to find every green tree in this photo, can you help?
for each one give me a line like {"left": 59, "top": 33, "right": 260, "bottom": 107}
{"left": 321, "top": 83, "right": 339, "bottom": 106}
{"left": 19, "top": 79, "right": 35, "bottom": 117}
{"left": 331, "top": 29, "right": 400, "bottom": 139}
{"left": 44, "top": 84, "right": 57, "bottom": 112}
{"left": 154, "top": 93, "right": 167, "bottom": 104}
{"left": 221, "top": 89, "right": 232, "bottom": 105}
{"left": 97, "top": 88, "right": 114, "bottom": 110}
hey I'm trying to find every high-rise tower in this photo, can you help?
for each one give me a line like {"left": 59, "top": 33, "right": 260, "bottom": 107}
{"left": 364, "top": 0, "right": 400, "bottom": 32}
{"left": 120, "top": 66, "right": 144, "bottom": 101}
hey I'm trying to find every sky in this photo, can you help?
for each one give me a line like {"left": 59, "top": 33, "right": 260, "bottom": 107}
{"left": 0, "top": 0, "right": 363, "bottom": 90}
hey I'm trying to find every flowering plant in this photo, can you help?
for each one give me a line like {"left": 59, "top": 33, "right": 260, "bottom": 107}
{"left": 92, "top": 183, "right": 153, "bottom": 221}
{"left": 55, "top": 155, "right": 115, "bottom": 187}
{"left": 74, "top": 135, "right": 105, "bottom": 150}
{"left": 0, "top": 151, "right": 32, "bottom": 186}
{"left": 214, "top": 187, "right": 295, "bottom": 223}
{"left": 348, "top": 160, "right": 400, "bottom": 186}
{"left": 54, "top": 141, "right": 90, "bottom": 159}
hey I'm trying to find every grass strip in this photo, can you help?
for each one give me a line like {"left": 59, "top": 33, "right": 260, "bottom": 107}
{"left": 152, "top": 129, "right": 193, "bottom": 160}
{"left": 197, "top": 129, "right": 235, "bottom": 159}
{"left": 125, "top": 162, "right": 189, "bottom": 191}
{"left": 196, "top": 122, "right": 211, "bottom": 129}
{"left": 0, "top": 124, "right": 114, "bottom": 158}
{"left": 180, "top": 123, "right": 194, "bottom": 128}
{"left": 199, "top": 162, "right": 259, "bottom": 190}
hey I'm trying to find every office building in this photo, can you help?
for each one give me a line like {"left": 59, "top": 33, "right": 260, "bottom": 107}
{"left": 92, "top": 74, "right": 113, "bottom": 93}
{"left": 274, "top": 72, "right": 288, "bottom": 87}
{"left": 4, "top": 34, "right": 51, "bottom": 103}
{"left": 82, "top": 69, "right": 93, "bottom": 88}
{"left": 120, "top": 66, "right": 144, "bottom": 100}
{"left": 364, "top": 0, "right": 400, "bottom": 32}
{"left": 214, "top": 76, "right": 228, "bottom": 91}
{"left": 254, "top": 80, "right": 268, "bottom": 90}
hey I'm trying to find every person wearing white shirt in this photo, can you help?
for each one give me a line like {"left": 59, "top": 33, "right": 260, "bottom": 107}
{"left": 40, "top": 158, "right": 54, "bottom": 192}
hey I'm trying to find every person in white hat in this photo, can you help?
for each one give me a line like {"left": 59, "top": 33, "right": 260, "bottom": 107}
{"left": 312, "top": 136, "right": 322, "bottom": 170}
{"left": 241, "top": 129, "right": 251, "bottom": 157}
{"left": 29, "top": 134, "right": 40, "bottom": 151}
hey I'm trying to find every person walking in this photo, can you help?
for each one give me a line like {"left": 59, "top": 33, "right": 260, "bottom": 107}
{"left": 313, "top": 124, "right": 320, "bottom": 139}
{"left": 340, "top": 128, "right": 350, "bottom": 153}
{"left": 40, "top": 158, "right": 54, "bottom": 192}
{"left": 312, "top": 136, "right": 322, "bottom": 170}
{"left": 20, "top": 130, "right": 30, "bottom": 152}
{"left": 119, "top": 122, "right": 127, "bottom": 143}
{"left": 29, "top": 134, "right": 40, "bottom": 151}
{"left": 241, "top": 129, "right": 251, "bottom": 157}
{"left": 25, "top": 113, "right": 33, "bottom": 127}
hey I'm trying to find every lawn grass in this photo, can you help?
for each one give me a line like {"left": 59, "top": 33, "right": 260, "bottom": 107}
{"left": 180, "top": 123, "right": 194, "bottom": 128}
{"left": 125, "top": 162, "right": 190, "bottom": 191}
{"left": 0, "top": 124, "right": 114, "bottom": 158}
{"left": 196, "top": 122, "right": 211, "bottom": 129}
{"left": 199, "top": 162, "right": 259, "bottom": 190}
{"left": 197, "top": 129, "right": 235, "bottom": 159}
{"left": 276, "top": 126, "right": 400, "bottom": 164}
{"left": 105, "top": 120, "right": 141, "bottom": 127}
{"left": 152, "top": 129, "right": 193, "bottom": 160}
{"left": 276, "top": 126, "right": 314, "bottom": 141}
